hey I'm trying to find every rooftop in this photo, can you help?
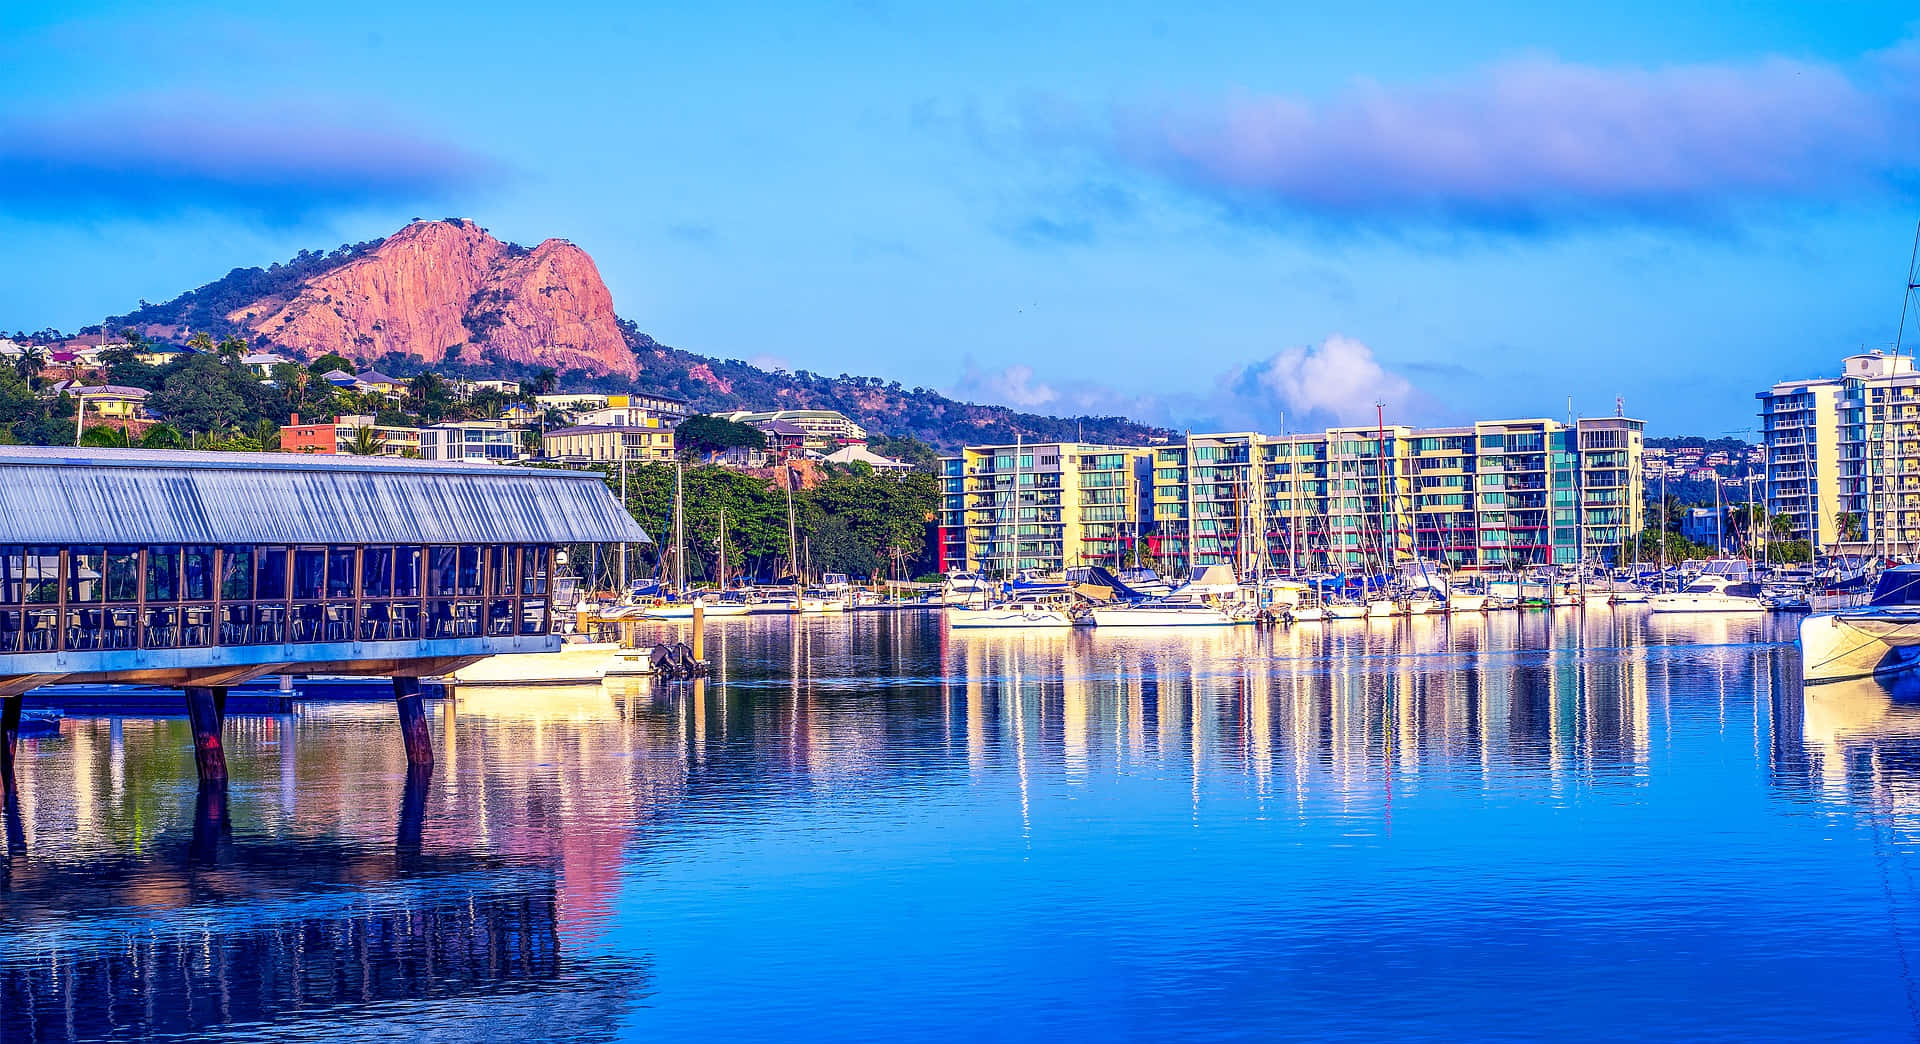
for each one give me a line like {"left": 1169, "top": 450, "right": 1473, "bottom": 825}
{"left": 0, "top": 447, "right": 648, "bottom": 546}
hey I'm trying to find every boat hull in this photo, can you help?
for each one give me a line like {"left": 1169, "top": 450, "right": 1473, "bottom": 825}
{"left": 1326, "top": 604, "right": 1367, "bottom": 620}
{"left": 1446, "top": 595, "right": 1487, "bottom": 613}
{"left": 1800, "top": 612, "right": 1920, "bottom": 684}
{"left": 1089, "top": 606, "right": 1241, "bottom": 627}
{"left": 1647, "top": 595, "right": 1767, "bottom": 614}
{"left": 451, "top": 642, "right": 621, "bottom": 686}
{"left": 1288, "top": 607, "right": 1326, "bottom": 622}
{"left": 946, "top": 607, "right": 1074, "bottom": 628}
{"left": 641, "top": 604, "right": 752, "bottom": 620}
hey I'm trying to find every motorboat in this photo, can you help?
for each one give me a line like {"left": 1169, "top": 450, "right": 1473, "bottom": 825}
{"left": 1365, "top": 596, "right": 1397, "bottom": 618}
{"left": 1800, "top": 565, "right": 1920, "bottom": 684}
{"left": 1647, "top": 573, "right": 1767, "bottom": 614}
{"left": 641, "top": 597, "right": 752, "bottom": 620}
{"left": 1090, "top": 566, "right": 1250, "bottom": 627}
{"left": 943, "top": 571, "right": 993, "bottom": 605}
{"left": 1326, "top": 599, "right": 1368, "bottom": 620}
{"left": 947, "top": 596, "right": 1077, "bottom": 629}
{"left": 451, "top": 639, "right": 621, "bottom": 686}
{"left": 1446, "top": 592, "right": 1488, "bottom": 613}
{"left": 1405, "top": 591, "right": 1443, "bottom": 615}
{"left": 1089, "top": 592, "right": 1245, "bottom": 627}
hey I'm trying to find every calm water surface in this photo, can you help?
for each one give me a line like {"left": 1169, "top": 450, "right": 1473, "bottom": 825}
{"left": 3, "top": 611, "right": 1918, "bottom": 1041}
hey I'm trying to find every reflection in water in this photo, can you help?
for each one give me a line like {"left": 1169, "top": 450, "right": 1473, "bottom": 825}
{"left": 3, "top": 609, "right": 1919, "bottom": 1040}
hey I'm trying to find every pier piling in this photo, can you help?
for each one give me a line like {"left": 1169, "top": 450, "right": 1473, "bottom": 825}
{"left": 183, "top": 686, "right": 227, "bottom": 786}
{"left": 1, "top": 695, "right": 19, "bottom": 792}
{"left": 394, "top": 676, "right": 434, "bottom": 770}
{"left": 692, "top": 598, "right": 706, "bottom": 664}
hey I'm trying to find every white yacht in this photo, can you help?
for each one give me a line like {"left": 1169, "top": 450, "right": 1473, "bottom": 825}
{"left": 943, "top": 571, "right": 994, "bottom": 605}
{"left": 642, "top": 597, "right": 752, "bottom": 620}
{"left": 947, "top": 597, "right": 1077, "bottom": 629}
{"left": 451, "top": 639, "right": 621, "bottom": 686}
{"left": 1090, "top": 566, "right": 1250, "bottom": 627}
{"left": 1800, "top": 565, "right": 1920, "bottom": 684}
{"left": 1647, "top": 573, "right": 1767, "bottom": 614}
{"left": 1089, "top": 592, "right": 1244, "bottom": 627}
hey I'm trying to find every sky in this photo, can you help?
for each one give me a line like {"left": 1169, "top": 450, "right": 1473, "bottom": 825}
{"left": 2, "top": 1, "right": 1919, "bottom": 437}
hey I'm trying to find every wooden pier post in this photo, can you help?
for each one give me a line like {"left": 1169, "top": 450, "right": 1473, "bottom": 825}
{"left": 691, "top": 596, "right": 705, "bottom": 664}
{"left": 394, "top": 676, "right": 434, "bottom": 770}
{"left": 183, "top": 685, "right": 227, "bottom": 786}
{"left": 397, "top": 764, "right": 431, "bottom": 858}
{"left": 0, "top": 695, "right": 20, "bottom": 793}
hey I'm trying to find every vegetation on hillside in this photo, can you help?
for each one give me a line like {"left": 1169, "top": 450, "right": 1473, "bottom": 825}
{"left": 44, "top": 230, "right": 1172, "bottom": 453}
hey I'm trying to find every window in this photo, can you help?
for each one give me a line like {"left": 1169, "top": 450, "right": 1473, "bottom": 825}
{"left": 145, "top": 547, "right": 180, "bottom": 602}
{"left": 326, "top": 547, "right": 355, "bottom": 598}
{"left": 256, "top": 547, "right": 289, "bottom": 601}
{"left": 68, "top": 548, "right": 104, "bottom": 603}
{"left": 106, "top": 548, "right": 139, "bottom": 602}
{"left": 363, "top": 546, "right": 394, "bottom": 598}
{"left": 184, "top": 547, "right": 215, "bottom": 601}
{"left": 428, "top": 546, "right": 458, "bottom": 596}
{"left": 394, "top": 546, "right": 422, "bottom": 597}
{"left": 293, "top": 548, "right": 325, "bottom": 601}
{"left": 222, "top": 548, "right": 254, "bottom": 601}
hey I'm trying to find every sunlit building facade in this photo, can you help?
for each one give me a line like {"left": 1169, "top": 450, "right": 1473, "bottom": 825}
{"left": 938, "top": 442, "right": 1151, "bottom": 575}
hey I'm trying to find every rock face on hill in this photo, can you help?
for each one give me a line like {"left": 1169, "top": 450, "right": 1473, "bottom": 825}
{"left": 227, "top": 219, "right": 636, "bottom": 378}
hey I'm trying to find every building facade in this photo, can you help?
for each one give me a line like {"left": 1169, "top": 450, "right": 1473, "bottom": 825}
{"left": 1758, "top": 350, "right": 1920, "bottom": 552}
{"left": 716, "top": 409, "right": 867, "bottom": 451}
{"left": 937, "top": 443, "right": 1151, "bottom": 574}
{"left": 542, "top": 424, "right": 677, "bottom": 463}
{"left": 944, "top": 416, "right": 1645, "bottom": 578}
{"left": 419, "top": 421, "right": 525, "bottom": 463}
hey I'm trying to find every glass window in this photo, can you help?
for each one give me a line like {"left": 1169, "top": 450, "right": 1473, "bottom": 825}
{"left": 521, "top": 547, "right": 550, "bottom": 596}
{"left": 105, "top": 548, "right": 139, "bottom": 602}
{"left": 184, "top": 547, "right": 215, "bottom": 601}
{"left": 144, "top": 547, "right": 179, "bottom": 602}
{"left": 256, "top": 547, "right": 289, "bottom": 601}
{"left": 294, "top": 548, "right": 325, "bottom": 601}
{"left": 363, "top": 546, "right": 394, "bottom": 598}
{"left": 457, "top": 546, "right": 481, "bottom": 595}
{"left": 393, "top": 546, "right": 422, "bottom": 597}
{"left": 221, "top": 548, "right": 253, "bottom": 601}
{"left": 428, "top": 546, "right": 458, "bottom": 596}
{"left": 485, "top": 546, "right": 513, "bottom": 596}
{"left": 68, "top": 548, "right": 104, "bottom": 603}
{"left": 326, "top": 547, "right": 355, "bottom": 599}
{"left": 0, "top": 546, "right": 21, "bottom": 603}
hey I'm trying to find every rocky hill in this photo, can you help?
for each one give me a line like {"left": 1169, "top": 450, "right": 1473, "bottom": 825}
{"left": 90, "top": 219, "right": 1170, "bottom": 450}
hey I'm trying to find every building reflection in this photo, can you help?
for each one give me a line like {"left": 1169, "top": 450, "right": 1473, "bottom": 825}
{"left": 0, "top": 777, "right": 638, "bottom": 1043}
{"left": 0, "top": 609, "right": 1819, "bottom": 1040}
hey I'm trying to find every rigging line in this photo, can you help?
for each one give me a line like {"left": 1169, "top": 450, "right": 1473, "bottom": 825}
{"left": 1898, "top": 220, "right": 1920, "bottom": 359}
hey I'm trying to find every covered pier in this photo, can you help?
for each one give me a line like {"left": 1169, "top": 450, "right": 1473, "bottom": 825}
{"left": 0, "top": 447, "right": 647, "bottom": 788}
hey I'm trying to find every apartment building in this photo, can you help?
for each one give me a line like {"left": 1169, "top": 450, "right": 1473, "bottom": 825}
{"left": 542, "top": 424, "right": 677, "bottom": 463}
{"left": 1757, "top": 350, "right": 1920, "bottom": 552}
{"left": 937, "top": 442, "right": 1151, "bottom": 575}
{"left": 419, "top": 421, "right": 526, "bottom": 463}
{"left": 1085, "top": 416, "right": 1644, "bottom": 577}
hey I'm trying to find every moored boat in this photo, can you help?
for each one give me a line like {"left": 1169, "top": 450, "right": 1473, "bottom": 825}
{"left": 1647, "top": 574, "right": 1767, "bottom": 614}
{"left": 1801, "top": 565, "right": 1920, "bottom": 684}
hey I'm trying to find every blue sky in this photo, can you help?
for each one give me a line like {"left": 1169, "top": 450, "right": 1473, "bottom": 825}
{"left": 2, "top": 2, "right": 1918, "bottom": 436}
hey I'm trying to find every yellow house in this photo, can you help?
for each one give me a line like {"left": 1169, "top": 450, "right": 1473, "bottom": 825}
{"left": 67, "top": 385, "right": 152, "bottom": 421}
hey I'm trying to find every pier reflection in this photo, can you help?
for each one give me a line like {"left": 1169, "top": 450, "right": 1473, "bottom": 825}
{"left": 0, "top": 609, "right": 1832, "bottom": 1041}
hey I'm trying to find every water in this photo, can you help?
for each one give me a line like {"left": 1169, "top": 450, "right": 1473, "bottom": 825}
{"left": 2, "top": 610, "right": 1918, "bottom": 1041}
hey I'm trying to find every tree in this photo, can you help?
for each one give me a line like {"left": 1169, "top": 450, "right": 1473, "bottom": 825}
{"left": 139, "top": 423, "right": 184, "bottom": 449}
{"left": 308, "top": 352, "right": 355, "bottom": 376}
{"left": 344, "top": 425, "right": 384, "bottom": 455}
{"left": 79, "top": 425, "right": 131, "bottom": 448}
{"left": 531, "top": 367, "right": 558, "bottom": 396}
{"left": 149, "top": 354, "right": 260, "bottom": 435}
{"left": 1836, "top": 512, "right": 1864, "bottom": 542}
{"left": 866, "top": 433, "right": 940, "bottom": 472}
{"left": 675, "top": 415, "right": 766, "bottom": 460}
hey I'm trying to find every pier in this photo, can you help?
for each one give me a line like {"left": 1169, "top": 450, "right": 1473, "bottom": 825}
{"left": 0, "top": 447, "right": 646, "bottom": 792}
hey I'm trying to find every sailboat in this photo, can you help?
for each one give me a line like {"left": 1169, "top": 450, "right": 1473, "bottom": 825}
{"left": 644, "top": 464, "right": 749, "bottom": 620}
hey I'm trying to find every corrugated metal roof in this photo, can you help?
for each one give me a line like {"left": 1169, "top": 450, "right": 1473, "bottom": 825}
{"left": 0, "top": 447, "right": 650, "bottom": 546}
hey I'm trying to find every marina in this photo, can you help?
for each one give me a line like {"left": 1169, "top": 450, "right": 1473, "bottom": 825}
{"left": 4, "top": 611, "right": 1919, "bottom": 1040}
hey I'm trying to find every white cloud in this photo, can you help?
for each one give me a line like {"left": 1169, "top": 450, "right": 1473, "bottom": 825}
{"left": 954, "top": 362, "right": 1058, "bottom": 410}
{"left": 1231, "top": 334, "right": 1417, "bottom": 428}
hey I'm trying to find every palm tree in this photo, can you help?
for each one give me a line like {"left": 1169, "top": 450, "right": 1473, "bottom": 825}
{"left": 78, "top": 424, "right": 131, "bottom": 448}
{"left": 139, "top": 423, "right": 183, "bottom": 449}
{"left": 519, "top": 427, "right": 543, "bottom": 459}
{"left": 344, "top": 425, "right": 384, "bottom": 456}
{"left": 251, "top": 418, "right": 281, "bottom": 451}
{"left": 532, "top": 367, "right": 558, "bottom": 396}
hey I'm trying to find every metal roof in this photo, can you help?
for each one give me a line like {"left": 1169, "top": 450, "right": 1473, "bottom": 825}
{"left": 0, "top": 447, "right": 650, "bottom": 546}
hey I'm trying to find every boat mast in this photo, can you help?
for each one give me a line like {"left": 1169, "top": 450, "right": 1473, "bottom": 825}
{"left": 1376, "top": 403, "right": 1392, "bottom": 580}
{"left": 718, "top": 507, "right": 728, "bottom": 590}
{"left": 618, "top": 455, "right": 628, "bottom": 593}
{"left": 672, "top": 460, "right": 687, "bottom": 592}
{"left": 786, "top": 473, "right": 799, "bottom": 578}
